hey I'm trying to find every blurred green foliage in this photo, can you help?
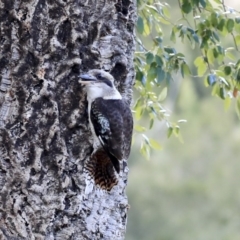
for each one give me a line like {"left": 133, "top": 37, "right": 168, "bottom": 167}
{"left": 127, "top": 78, "right": 240, "bottom": 240}
{"left": 134, "top": 0, "right": 240, "bottom": 157}
{"left": 129, "top": 0, "right": 240, "bottom": 239}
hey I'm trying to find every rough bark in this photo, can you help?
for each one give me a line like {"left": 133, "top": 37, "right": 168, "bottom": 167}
{"left": 0, "top": 0, "right": 136, "bottom": 239}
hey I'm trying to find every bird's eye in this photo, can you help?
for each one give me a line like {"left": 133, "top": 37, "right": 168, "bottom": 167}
{"left": 97, "top": 74, "right": 102, "bottom": 79}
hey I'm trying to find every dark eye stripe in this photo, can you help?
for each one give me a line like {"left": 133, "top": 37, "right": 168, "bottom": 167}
{"left": 102, "top": 78, "right": 113, "bottom": 87}
{"left": 96, "top": 76, "right": 113, "bottom": 87}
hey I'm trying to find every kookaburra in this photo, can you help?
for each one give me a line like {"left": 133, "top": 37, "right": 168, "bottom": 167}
{"left": 79, "top": 69, "right": 133, "bottom": 189}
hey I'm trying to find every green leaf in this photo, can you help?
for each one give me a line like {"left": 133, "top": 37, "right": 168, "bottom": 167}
{"left": 164, "top": 47, "right": 176, "bottom": 54}
{"left": 173, "top": 127, "right": 184, "bottom": 143}
{"left": 162, "top": 6, "right": 170, "bottom": 19}
{"left": 212, "top": 83, "right": 220, "bottom": 96}
{"left": 134, "top": 97, "right": 142, "bottom": 109}
{"left": 140, "top": 142, "right": 150, "bottom": 160}
{"left": 157, "top": 67, "right": 165, "bottom": 83}
{"left": 191, "top": 0, "right": 199, "bottom": 5}
{"left": 137, "top": 17, "right": 144, "bottom": 34}
{"left": 219, "top": 77, "right": 229, "bottom": 88}
{"left": 236, "top": 60, "right": 240, "bottom": 68}
{"left": 149, "top": 118, "right": 154, "bottom": 129}
{"left": 143, "top": 18, "right": 151, "bottom": 36}
{"left": 182, "top": 1, "right": 192, "bottom": 14}
{"left": 167, "top": 127, "right": 173, "bottom": 138}
{"left": 224, "top": 66, "right": 231, "bottom": 76}
{"left": 136, "top": 69, "right": 143, "bottom": 82}
{"left": 213, "top": 48, "right": 218, "bottom": 58}
{"left": 175, "top": 53, "right": 185, "bottom": 60}
{"left": 207, "top": 74, "right": 216, "bottom": 86}
{"left": 135, "top": 105, "right": 143, "bottom": 121}
{"left": 149, "top": 139, "right": 162, "bottom": 150}
{"left": 177, "top": 24, "right": 183, "bottom": 30}
{"left": 192, "top": 33, "right": 199, "bottom": 43}
{"left": 154, "top": 37, "right": 162, "bottom": 46}
{"left": 149, "top": 106, "right": 157, "bottom": 115}
{"left": 147, "top": 5, "right": 158, "bottom": 13}
{"left": 217, "top": 45, "right": 224, "bottom": 55}
{"left": 224, "top": 97, "right": 231, "bottom": 111}
{"left": 146, "top": 52, "right": 154, "bottom": 64}
{"left": 235, "top": 17, "right": 240, "bottom": 24}
{"left": 211, "top": 12, "right": 218, "bottom": 27}
{"left": 217, "top": 18, "right": 225, "bottom": 31}
{"left": 219, "top": 87, "right": 225, "bottom": 99}
{"left": 170, "top": 28, "right": 176, "bottom": 43}
{"left": 135, "top": 56, "right": 144, "bottom": 66}
{"left": 236, "top": 69, "right": 240, "bottom": 81}
{"left": 181, "top": 63, "right": 191, "bottom": 77}
{"left": 235, "top": 23, "right": 240, "bottom": 33}
{"left": 235, "top": 97, "right": 240, "bottom": 119}
{"left": 134, "top": 125, "right": 147, "bottom": 132}
{"left": 187, "top": 27, "right": 194, "bottom": 34}
{"left": 212, "top": 31, "right": 220, "bottom": 42}
{"left": 141, "top": 74, "right": 146, "bottom": 86}
{"left": 207, "top": 49, "right": 215, "bottom": 64}
{"left": 155, "top": 55, "right": 164, "bottom": 66}
{"left": 142, "top": 134, "right": 150, "bottom": 145}
{"left": 225, "top": 51, "right": 235, "bottom": 60}
{"left": 235, "top": 35, "right": 240, "bottom": 45}
{"left": 199, "top": 0, "right": 206, "bottom": 8}
{"left": 173, "top": 126, "right": 180, "bottom": 136}
{"left": 215, "top": 70, "right": 225, "bottom": 78}
{"left": 194, "top": 56, "right": 207, "bottom": 76}
{"left": 158, "top": 87, "right": 168, "bottom": 101}
{"left": 226, "top": 19, "right": 234, "bottom": 33}
{"left": 147, "top": 63, "right": 157, "bottom": 81}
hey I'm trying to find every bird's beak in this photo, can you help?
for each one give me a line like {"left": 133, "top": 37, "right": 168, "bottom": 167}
{"left": 79, "top": 74, "right": 96, "bottom": 84}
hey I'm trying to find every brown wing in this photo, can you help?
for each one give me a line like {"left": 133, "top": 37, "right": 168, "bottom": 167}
{"left": 91, "top": 98, "right": 133, "bottom": 172}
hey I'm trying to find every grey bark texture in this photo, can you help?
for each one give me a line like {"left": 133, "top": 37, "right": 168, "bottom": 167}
{"left": 0, "top": 0, "right": 136, "bottom": 239}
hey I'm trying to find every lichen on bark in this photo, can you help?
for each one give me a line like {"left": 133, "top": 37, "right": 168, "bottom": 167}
{"left": 0, "top": 0, "right": 136, "bottom": 239}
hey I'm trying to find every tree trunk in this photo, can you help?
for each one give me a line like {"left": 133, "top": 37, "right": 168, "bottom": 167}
{"left": 0, "top": 0, "right": 136, "bottom": 239}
